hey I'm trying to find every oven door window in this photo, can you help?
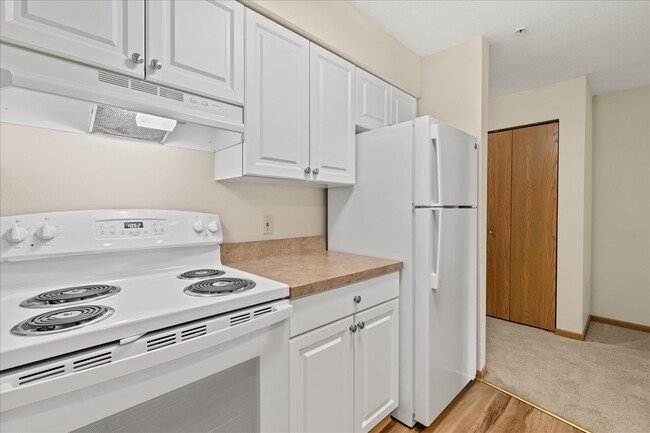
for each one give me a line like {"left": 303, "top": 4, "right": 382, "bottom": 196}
{"left": 73, "top": 358, "right": 259, "bottom": 433}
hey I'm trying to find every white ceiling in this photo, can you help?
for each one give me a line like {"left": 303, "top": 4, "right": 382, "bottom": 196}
{"left": 349, "top": 0, "right": 650, "bottom": 96}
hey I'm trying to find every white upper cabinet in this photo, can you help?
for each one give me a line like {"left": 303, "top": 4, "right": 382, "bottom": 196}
{"left": 244, "top": 9, "right": 310, "bottom": 180}
{"left": 146, "top": 0, "right": 244, "bottom": 104}
{"left": 290, "top": 317, "right": 355, "bottom": 433}
{"left": 355, "top": 68, "right": 390, "bottom": 131}
{"left": 356, "top": 68, "right": 417, "bottom": 131}
{"left": 309, "top": 44, "right": 356, "bottom": 185}
{"left": 390, "top": 86, "right": 417, "bottom": 126}
{"left": 354, "top": 299, "right": 399, "bottom": 433}
{"left": 0, "top": 0, "right": 145, "bottom": 77}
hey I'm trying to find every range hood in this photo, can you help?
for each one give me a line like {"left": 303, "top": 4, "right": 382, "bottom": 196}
{"left": 0, "top": 43, "right": 243, "bottom": 152}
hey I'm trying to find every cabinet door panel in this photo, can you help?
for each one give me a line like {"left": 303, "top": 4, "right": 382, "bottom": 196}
{"left": 244, "top": 9, "right": 310, "bottom": 180}
{"left": 290, "top": 317, "right": 355, "bottom": 433}
{"left": 310, "top": 44, "right": 356, "bottom": 185}
{"left": 487, "top": 130, "right": 512, "bottom": 320}
{"left": 390, "top": 87, "right": 417, "bottom": 125}
{"left": 146, "top": 0, "right": 243, "bottom": 103}
{"left": 0, "top": 0, "right": 144, "bottom": 77}
{"left": 354, "top": 299, "right": 399, "bottom": 433}
{"left": 355, "top": 68, "right": 390, "bottom": 131}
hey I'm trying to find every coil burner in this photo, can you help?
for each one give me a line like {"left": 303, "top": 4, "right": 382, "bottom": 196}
{"left": 20, "top": 285, "right": 121, "bottom": 308}
{"left": 11, "top": 305, "right": 114, "bottom": 336}
{"left": 184, "top": 278, "right": 256, "bottom": 297}
{"left": 177, "top": 269, "right": 225, "bottom": 279}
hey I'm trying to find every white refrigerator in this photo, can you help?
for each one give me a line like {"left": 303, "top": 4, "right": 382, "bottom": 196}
{"left": 328, "top": 116, "right": 477, "bottom": 427}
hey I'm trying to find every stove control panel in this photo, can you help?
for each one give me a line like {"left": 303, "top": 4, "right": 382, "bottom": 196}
{"left": 94, "top": 219, "right": 168, "bottom": 239}
{"left": 1, "top": 210, "right": 223, "bottom": 261}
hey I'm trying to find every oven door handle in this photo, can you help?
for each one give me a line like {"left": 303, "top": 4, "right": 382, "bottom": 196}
{"left": 1, "top": 301, "right": 292, "bottom": 412}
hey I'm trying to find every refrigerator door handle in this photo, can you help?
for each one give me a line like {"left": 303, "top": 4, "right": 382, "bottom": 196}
{"left": 430, "top": 209, "right": 442, "bottom": 291}
{"left": 430, "top": 124, "right": 443, "bottom": 206}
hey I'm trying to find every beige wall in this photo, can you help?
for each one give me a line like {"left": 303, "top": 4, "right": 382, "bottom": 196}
{"left": 242, "top": 0, "right": 421, "bottom": 97}
{"left": 591, "top": 85, "right": 650, "bottom": 326}
{"left": 0, "top": 124, "right": 326, "bottom": 243}
{"left": 488, "top": 76, "right": 593, "bottom": 334}
{"left": 417, "top": 36, "right": 490, "bottom": 370}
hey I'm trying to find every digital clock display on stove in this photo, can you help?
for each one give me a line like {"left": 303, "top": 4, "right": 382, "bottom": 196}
{"left": 124, "top": 222, "right": 144, "bottom": 229}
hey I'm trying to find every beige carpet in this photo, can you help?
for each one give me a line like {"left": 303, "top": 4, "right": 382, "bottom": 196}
{"left": 485, "top": 317, "right": 650, "bottom": 433}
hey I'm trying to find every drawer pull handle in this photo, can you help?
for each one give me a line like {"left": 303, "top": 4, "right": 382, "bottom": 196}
{"left": 349, "top": 324, "right": 358, "bottom": 333}
{"left": 357, "top": 321, "right": 365, "bottom": 330}
{"left": 353, "top": 296, "right": 361, "bottom": 304}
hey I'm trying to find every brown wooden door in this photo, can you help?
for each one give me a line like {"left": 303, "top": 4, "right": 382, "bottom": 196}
{"left": 486, "top": 122, "right": 558, "bottom": 331}
{"left": 486, "top": 130, "right": 512, "bottom": 320}
{"left": 509, "top": 122, "right": 558, "bottom": 331}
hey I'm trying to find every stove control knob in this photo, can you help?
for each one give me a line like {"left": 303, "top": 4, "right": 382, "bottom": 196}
{"left": 37, "top": 222, "right": 58, "bottom": 241}
{"left": 5, "top": 223, "right": 28, "bottom": 244}
{"left": 207, "top": 220, "right": 219, "bottom": 233}
{"left": 192, "top": 219, "right": 205, "bottom": 233}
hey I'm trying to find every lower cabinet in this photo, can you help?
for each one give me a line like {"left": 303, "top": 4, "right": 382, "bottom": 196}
{"left": 290, "top": 298, "right": 399, "bottom": 433}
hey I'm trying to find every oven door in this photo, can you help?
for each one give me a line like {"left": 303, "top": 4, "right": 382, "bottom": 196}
{"left": 1, "top": 301, "right": 292, "bottom": 433}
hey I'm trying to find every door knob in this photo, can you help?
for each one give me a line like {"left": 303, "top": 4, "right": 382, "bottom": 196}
{"left": 150, "top": 59, "right": 163, "bottom": 70}
{"left": 489, "top": 230, "right": 494, "bottom": 235}
{"left": 131, "top": 53, "right": 144, "bottom": 64}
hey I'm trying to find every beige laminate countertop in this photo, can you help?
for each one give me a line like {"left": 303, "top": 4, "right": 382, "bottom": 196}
{"left": 226, "top": 250, "right": 402, "bottom": 299}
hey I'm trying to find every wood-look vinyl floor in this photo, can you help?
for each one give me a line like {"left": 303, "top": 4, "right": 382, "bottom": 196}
{"left": 372, "top": 381, "right": 582, "bottom": 433}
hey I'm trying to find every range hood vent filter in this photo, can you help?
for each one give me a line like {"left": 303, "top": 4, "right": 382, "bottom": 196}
{"left": 89, "top": 105, "right": 171, "bottom": 143}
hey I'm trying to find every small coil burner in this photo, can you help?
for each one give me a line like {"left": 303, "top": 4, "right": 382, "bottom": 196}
{"left": 184, "top": 278, "right": 256, "bottom": 297}
{"left": 20, "top": 285, "right": 121, "bottom": 308}
{"left": 177, "top": 269, "right": 225, "bottom": 280}
{"left": 11, "top": 305, "right": 114, "bottom": 336}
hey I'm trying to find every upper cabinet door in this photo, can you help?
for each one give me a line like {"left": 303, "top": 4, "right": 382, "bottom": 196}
{"left": 244, "top": 9, "right": 310, "bottom": 180}
{"left": 146, "top": 0, "right": 244, "bottom": 104}
{"left": 390, "top": 86, "right": 417, "bottom": 126}
{"left": 354, "top": 299, "right": 399, "bottom": 433}
{"left": 309, "top": 44, "right": 356, "bottom": 185}
{"left": 355, "top": 68, "right": 390, "bottom": 132}
{"left": 290, "top": 317, "right": 355, "bottom": 433}
{"left": 0, "top": 0, "right": 145, "bottom": 77}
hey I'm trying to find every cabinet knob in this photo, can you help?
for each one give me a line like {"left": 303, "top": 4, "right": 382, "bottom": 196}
{"left": 130, "top": 53, "right": 144, "bottom": 64}
{"left": 489, "top": 230, "right": 494, "bottom": 235}
{"left": 353, "top": 295, "right": 361, "bottom": 304}
{"left": 349, "top": 324, "right": 358, "bottom": 333}
{"left": 357, "top": 321, "right": 365, "bottom": 330}
{"left": 312, "top": 168, "right": 320, "bottom": 175}
{"left": 150, "top": 59, "right": 163, "bottom": 70}
{"left": 304, "top": 167, "right": 311, "bottom": 174}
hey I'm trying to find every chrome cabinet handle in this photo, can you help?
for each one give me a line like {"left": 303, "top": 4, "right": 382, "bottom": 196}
{"left": 350, "top": 324, "right": 358, "bottom": 333}
{"left": 131, "top": 53, "right": 144, "bottom": 64}
{"left": 150, "top": 59, "right": 163, "bottom": 70}
{"left": 357, "top": 321, "right": 365, "bottom": 330}
{"left": 353, "top": 295, "right": 361, "bottom": 304}
{"left": 304, "top": 167, "right": 311, "bottom": 174}
{"left": 312, "top": 168, "right": 320, "bottom": 175}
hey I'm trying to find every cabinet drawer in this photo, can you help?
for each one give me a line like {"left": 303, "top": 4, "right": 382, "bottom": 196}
{"left": 290, "top": 272, "right": 399, "bottom": 338}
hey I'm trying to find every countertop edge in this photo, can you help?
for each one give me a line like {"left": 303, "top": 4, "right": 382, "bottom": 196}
{"left": 288, "top": 261, "right": 403, "bottom": 299}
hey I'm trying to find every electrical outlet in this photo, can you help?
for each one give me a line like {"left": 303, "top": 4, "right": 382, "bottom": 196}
{"left": 263, "top": 215, "right": 273, "bottom": 235}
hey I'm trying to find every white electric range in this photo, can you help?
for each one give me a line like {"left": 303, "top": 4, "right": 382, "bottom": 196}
{"left": 0, "top": 209, "right": 291, "bottom": 432}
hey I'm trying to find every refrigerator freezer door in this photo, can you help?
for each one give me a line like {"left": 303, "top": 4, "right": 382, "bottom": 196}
{"left": 413, "top": 207, "right": 477, "bottom": 426}
{"left": 414, "top": 119, "right": 478, "bottom": 206}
